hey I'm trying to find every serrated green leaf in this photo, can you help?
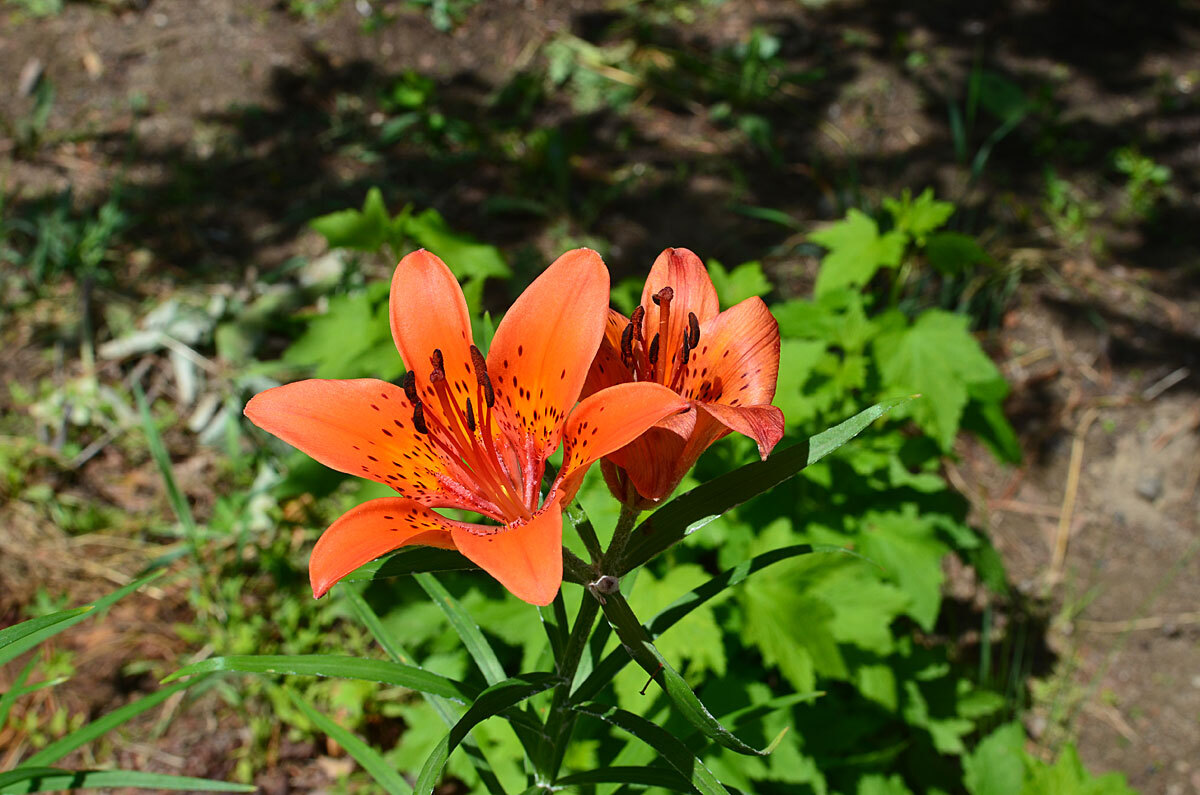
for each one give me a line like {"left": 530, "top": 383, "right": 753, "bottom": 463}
{"left": 925, "top": 231, "right": 990, "bottom": 274}
{"left": 1023, "top": 744, "right": 1136, "bottom": 795}
{"left": 309, "top": 187, "right": 396, "bottom": 252}
{"left": 873, "top": 309, "right": 1006, "bottom": 450}
{"left": 404, "top": 209, "right": 511, "bottom": 283}
{"left": 740, "top": 576, "right": 844, "bottom": 693}
{"left": 621, "top": 398, "right": 912, "bottom": 573}
{"left": 811, "top": 210, "right": 906, "bottom": 296}
{"left": 883, "top": 188, "right": 955, "bottom": 245}
{"left": 858, "top": 773, "right": 916, "bottom": 795}
{"left": 286, "top": 690, "right": 412, "bottom": 794}
{"left": 573, "top": 702, "right": 731, "bottom": 795}
{"left": 0, "top": 768, "right": 254, "bottom": 793}
{"left": 857, "top": 509, "right": 949, "bottom": 631}
{"left": 414, "top": 674, "right": 557, "bottom": 795}
{"left": 706, "top": 259, "right": 773, "bottom": 305}
{"left": 963, "top": 722, "right": 1024, "bottom": 795}
{"left": 162, "top": 655, "right": 477, "bottom": 703}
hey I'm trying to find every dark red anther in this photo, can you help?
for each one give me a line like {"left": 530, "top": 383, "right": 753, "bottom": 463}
{"left": 620, "top": 321, "right": 635, "bottom": 364}
{"left": 430, "top": 348, "right": 445, "bottom": 379}
{"left": 469, "top": 345, "right": 495, "bottom": 408}
{"left": 466, "top": 398, "right": 476, "bottom": 432}
{"left": 430, "top": 367, "right": 446, "bottom": 386}
{"left": 630, "top": 305, "right": 645, "bottom": 339}
{"left": 680, "top": 331, "right": 691, "bottom": 367}
{"left": 412, "top": 403, "right": 428, "bottom": 434}
{"left": 402, "top": 371, "right": 420, "bottom": 404}
{"left": 688, "top": 311, "right": 700, "bottom": 348}
{"left": 651, "top": 286, "right": 674, "bottom": 306}
{"left": 648, "top": 333, "right": 660, "bottom": 365}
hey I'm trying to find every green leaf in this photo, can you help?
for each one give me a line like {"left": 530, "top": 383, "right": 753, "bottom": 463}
{"left": 0, "top": 658, "right": 38, "bottom": 728}
{"left": 554, "top": 766, "right": 693, "bottom": 790}
{"left": 857, "top": 508, "right": 949, "bottom": 631}
{"left": 874, "top": 309, "right": 1006, "bottom": 450}
{"left": 0, "top": 768, "right": 254, "bottom": 793}
{"left": 20, "top": 677, "right": 201, "bottom": 768}
{"left": 414, "top": 573, "right": 507, "bottom": 686}
{"left": 963, "top": 722, "right": 1025, "bottom": 795}
{"left": 286, "top": 690, "right": 413, "bottom": 794}
{"left": 576, "top": 702, "right": 733, "bottom": 794}
{"left": 811, "top": 209, "right": 906, "bottom": 296}
{"left": 0, "top": 609, "right": 91, "bottom": 667}
{"left": 282, "top": 287, "right": 402, "bottom": 381}
{"left": 403, "top": 209, "right": 512, "bottom": 283}
{"left": 858, "top": 773, "right": 916, "bottom": 795}
{"left": 706, "top": 259, "right": 773, "bottom": 305}
{"left": 1023, "top": 744, "right": 1136, "bottom": 795}
{"left": 625, "top": 566, "right": 727, "bottom": 679}
{"left": 883, "top": 188, "right": 955, "bottom": 245}
{"left": 162, "top": 655, "right": 477, "bottom": 703}
{"left": 309, "top": 187, "right": 395, "bottom": 252}
{"left": 598, "top": 591, "right": 777, "bottom": 757}
{"left": 136, "top": 386, "right": 200, "bottom": 551}
{"left": 925, "top": 231, "right": 991, "bottom": 274}
{"left": 740, "top": 575, "right": 844, "bottom": 693}
{"left": 340, "top": 546, "right": 480, "bottom": 582}
{"left": 0, "top": 572, "right": 162, "bottom": 666}
{"left": 414, "top": 674, "right": 557, "bottom": 795}
{"left": 621, "top": 397, "right": 913, "bottom": 573}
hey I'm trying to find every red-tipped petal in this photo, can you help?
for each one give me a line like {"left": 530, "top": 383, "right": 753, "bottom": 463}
{"left": 244, "top": 379, "right": 457, "bottom": 507}
{"left": 640, "top": 248, "right": 720, "bottom": 355}
{"left": 487, "top": 248, "right": 610, "bottom": 460}
{"left": 698, "top": 402, "right": 785, "bottom": 460}
{"left": 310, "top": 498, "right": 458, "bottom": 598}
{"left": 555, "top": 381, "right": 691, "bottom": 503}
{"left": 451, "top": 498, "right": 564, "bottom": 606}
{"left": 680, "top": 296, "right": 781, "bottom": 408}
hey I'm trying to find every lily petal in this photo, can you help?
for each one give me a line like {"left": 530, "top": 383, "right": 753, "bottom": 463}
{"left": 581, "top": 308, "right": 632, "bottom": 398}
{"left": 488, "top": 248, "right": 609, "bottom": 459}
{"left": 310, "top": 498, "right": 458, "bottom": 598}
{"left": 451, "top": 497, "right": 564, "bottom": 606}
{"left": 555, "top": 381, "right": 691, "bottom": 503}
{"left": 389, "top": 250, "right": 478, "bottom": 418}
{"left": 245, "top": 379, "right": 459, "bottom": 507}
{"left": 640, "top": 248, "right": 720, "bottom": 354}
{"left": 697, "top": 402, "right": 784, "bottom": 460}
{"left": 680, "top": 296, "right": 780, "bottom": 408}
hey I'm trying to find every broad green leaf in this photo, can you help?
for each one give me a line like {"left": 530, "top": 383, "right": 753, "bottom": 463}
{"left": 20, "top": 677, "right": 201, "bottom": 768}
{"left": 857, "top": 509, "right": 949, "bottom": 631}
{"left": 599, "top": 591, "right": 777, "bottom": 757}
{"left": 873, "top": 309, "right": 1005, "bottom": 450}
{"left": 858, "top": 773, "right": 916, "bottom": 795}
{"left": 414, "top": 674, "right": 557, "bottom": 795}
{"left": 415, "top": 573, "right": 507, "bottom": 685}
{"left": 574, "top": 702, "right": 731, "bottom": 795}
{"left": 883, "top": 188, "right": 954, "bottom": 245}
{"left": 163, "top": 655, "right": 477, "bottom": 703}
{"left": 1023, "top": 744, "right": 1136, "bottom": 795}
{"left": 622, "top": 397, "right": 912, "bottom": 573}
{"left": 963, "top": 722, "right": 1025, "bottom": 795}
{"left": 705, "top": 259, "right": 772, "bottom": 305}
{"left": 282, "top": 287, "right": 401, "bottom": 380}
{"left": 0, "top": 768, "right": 253, "bottom": 793}
{"left": 404, "top": 209, "right": 511, "bottom": 283}
{"left": 740, "top": 575, "right": 845, "bottom": 693}
{"left": 286, "top": 690, "right": 412, "bottom": 794}
{"left": 925, "top": 231, "right": 990, "bottom": 274}
{"left": 309, "top": 187, "right": 395, "bottom": 252}
{"left": 341, "top": 546, "right": 479, "bottom": 582}
{"left": 0, "top": 572, "right": 162, "bottom": 666}
{"left": 811, "top": 210, "right": 906, "bottom": 296}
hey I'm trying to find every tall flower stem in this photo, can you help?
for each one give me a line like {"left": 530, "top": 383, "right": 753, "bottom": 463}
{"left": 601, "top": 500, "right": 642, "bottom": 574}
{"left": 537, "top": 594, "right": 600, "bottom": 783}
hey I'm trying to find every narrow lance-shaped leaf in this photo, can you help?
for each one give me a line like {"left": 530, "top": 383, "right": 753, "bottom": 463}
{"left": 572, "top": 702, "right": 731, "bottom": 795}
{"left": 344, "top": 588, "right": 509, "bottom": 795}
{"left": 20, "top": 677, "right": 203, "bottom": 768}
{"left": 621, "top": 397, "right": 913, "bottom": 573}
{"left": 598, "top": 591, "right": 781, "bottom": 757}
{"left": 286, "top": 690, "right": 412, "bottom": 795}
{"left": 340, "top": 547, "right": 479, "bottom": 583}
{"left": 0, "top": 768, "right": 254, "bottom": 794}
{"left": 572, "top": 544, "right": 823, "bottom": 704}
{"left": 414, "top": 573, "right": 506, "bottom": 685}
{"left": 163, "top": 655, "right": 478, "bottom": 703}
{"left": 414, "top": 674, "right": 559, "bottom": 795}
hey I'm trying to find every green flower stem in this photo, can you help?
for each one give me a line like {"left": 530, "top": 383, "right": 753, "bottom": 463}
{"left": 601, "top": 503, "right": 642, "bottom": 574}
{"left": 537, "top": 593, "right": 600, "bottom": 784}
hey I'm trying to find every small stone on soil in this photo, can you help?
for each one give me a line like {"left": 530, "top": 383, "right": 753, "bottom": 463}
{"left": 1136, "top": 474, "right": 1164, "bottom": 502}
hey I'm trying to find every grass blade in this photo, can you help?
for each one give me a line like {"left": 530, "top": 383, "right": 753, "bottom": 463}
{"left": 286, "top": 690, "right": 412, "bottom": 794}
{"left": 0, "top": 767, "right": 254, "bottom": 793}
{"left": 573, "top": 702, "right": 730, "bottom": 795}
{"left": 163, "top": 655, "right": 477, "bottom": 703}
{"left": 135, "top": 385, "right": 199, "bottom": 552}
{"left": 414, "top": 573, "right": 505, "bottom": 685}
{"left": 20, "top": 677, "right": 201, "bottom": 767}
{"left": 554, "top": 766, "right": 692, "bottom": 790}
{"left": 621, "top": 397, "right": 912, "bottom": 573}
{"left": 414, "top": 674, "right": 558, "bottom": 795}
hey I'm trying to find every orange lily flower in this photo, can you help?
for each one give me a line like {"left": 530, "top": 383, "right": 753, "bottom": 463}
{"left": 583, "top": 247, "right": 784, "bottom": 506}
{"left": 246, "top": 249, "right": 688, "bottom": 605}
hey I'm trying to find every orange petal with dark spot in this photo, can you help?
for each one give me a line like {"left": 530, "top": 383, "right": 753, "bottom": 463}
{"left": 487, "top": 248, "right": 609, "bottom": 460}
{"left": 640, "top": 248, "right": 720, "bottom": 357}
{"left": 310, "top": 498, "right": 459, "bottom": 598}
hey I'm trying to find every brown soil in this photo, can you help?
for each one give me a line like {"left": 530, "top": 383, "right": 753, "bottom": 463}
{"left": 2, "top": 0, "right": 1199, "bottom": 792}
